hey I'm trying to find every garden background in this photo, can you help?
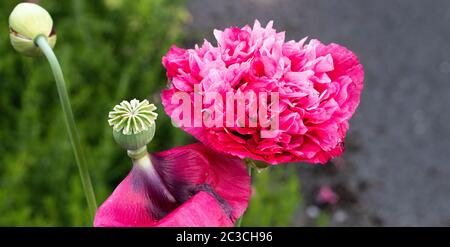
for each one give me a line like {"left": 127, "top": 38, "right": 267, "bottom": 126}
{"left": 0, "top": 0, "right": 449, "bottom": 226}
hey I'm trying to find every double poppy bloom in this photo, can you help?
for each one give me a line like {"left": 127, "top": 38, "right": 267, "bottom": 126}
{"left": 162, "top": 20, "right": 364, "bottom": 164}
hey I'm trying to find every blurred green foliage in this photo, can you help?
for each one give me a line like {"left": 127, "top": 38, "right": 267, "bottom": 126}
{"left": 242, "top": 166, "right": 301, "bottom": 226}
{"left": 0, "top": 0, "right": 190, "bottom": 226}
{"left": 315, "top": 211, "right": 332, "bottom": 227}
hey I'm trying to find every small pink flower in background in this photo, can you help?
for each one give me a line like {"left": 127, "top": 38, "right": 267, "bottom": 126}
{"left": 161, "top": 20, "right": 364, "bottom": 165}
{"left": 317, "top": 185, "right": 339, "bottom": 205}
{"left": 94, "top": 144, "right": 251, "bottom": 227}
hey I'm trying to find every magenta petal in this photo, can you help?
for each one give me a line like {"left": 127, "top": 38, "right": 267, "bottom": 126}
{"left": 94, "top": 171, "right": 156, "bottom": 227}
{"left": 154, "top": 144, "right": 251, "bottom": 221}
{"left": 94, "top": 143, "right": 251, "bottom": 227}
{"left": 199, "top": 147, "right": 252, "bottom": 220}
{"left": 156, "top": 192, "right": 233, "bottom": 227}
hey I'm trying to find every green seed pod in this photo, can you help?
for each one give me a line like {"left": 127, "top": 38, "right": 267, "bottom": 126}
{"left": 9, "top": 3, "right": 56, "bottom": 57}
{"left": 108, "top": 99, "right": 158, "bottom": 151}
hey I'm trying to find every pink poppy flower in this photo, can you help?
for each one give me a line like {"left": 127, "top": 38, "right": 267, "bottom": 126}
{"left": 161, "top": 20, "right": 364, "bottom": 165}
{"left": 94, "top": 143, "right": 251, "bottom": 227}
{"left": 317, "top": 185, "right": 339, "bottom": 205}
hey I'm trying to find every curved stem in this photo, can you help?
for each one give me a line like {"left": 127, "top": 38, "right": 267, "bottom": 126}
{"left": 35, "top": 35, "right": 97, "bottom": 223}
{"left": 235, "top": 165, "right": 252, "bottom": 227}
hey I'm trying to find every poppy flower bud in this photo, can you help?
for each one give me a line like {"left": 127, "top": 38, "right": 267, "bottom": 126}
{"left": 108, "top": 99, "right": 158, "bottom": 157}
{"left": 9, "top": 3, "right": 56, "bottom": 57}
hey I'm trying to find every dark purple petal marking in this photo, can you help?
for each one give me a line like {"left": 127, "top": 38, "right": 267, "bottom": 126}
{"left": 192, "top": 183, "right": 234, "bottom": 218}
{"left": 131, "top": 164, "right": 179, "bottom": 220}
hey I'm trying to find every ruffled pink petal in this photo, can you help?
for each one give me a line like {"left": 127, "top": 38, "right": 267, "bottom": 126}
{"left": 162, "top": 45, "right": 190, "bottom": 78}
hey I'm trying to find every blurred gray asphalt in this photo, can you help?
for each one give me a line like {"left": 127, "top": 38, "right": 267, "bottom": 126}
{"left": 186, "top": 0, "right": 450, "bottom": 226}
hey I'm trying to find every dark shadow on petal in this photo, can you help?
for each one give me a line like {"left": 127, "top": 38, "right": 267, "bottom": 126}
{"left": 192, "top": 183, "right": 234, "bottom": 219}
{"left": 131, "top": 164, "right": 180, "bottom": 220}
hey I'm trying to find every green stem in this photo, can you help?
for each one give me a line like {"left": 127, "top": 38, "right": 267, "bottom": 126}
{"left": 235, "top": 165, "right": 252, "bottom": 227}
{"left": 35, "top": 35, "right": 97, "bottom": 223}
